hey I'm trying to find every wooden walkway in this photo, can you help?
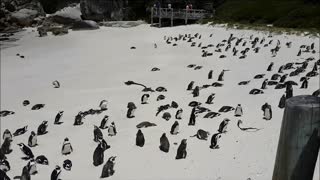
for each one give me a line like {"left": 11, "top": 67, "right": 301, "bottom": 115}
{"left": 151, "top": 8, "right": 209, "bottom": 27}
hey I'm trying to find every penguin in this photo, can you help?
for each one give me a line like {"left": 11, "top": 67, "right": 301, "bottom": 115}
{"left": 212, "top": 82, "right": 223, "bottom": 87}
{"left": 175, "top": 109, "right": 183, "bottom": 119}
{"left": 154, "top": 43, "right": 157, "bottom": 48}
{"left": 297, "top": 49, "right": 301, "bottom": 56}
{"left": 280, "top": 74, "right": 287, "bottom": 83}
{"left": 63, "top": 159, "right": 72, "bottom": 171}
{"left": 278, "top": 65, "right": 284, "bottom": 73}
{"left": 157, "top": 94, "right": 165, "bottom": 101}
{"left": 27, "top": 158, "right": 37, "bottom": 175}
{"left": 156, "top": 86, "right": 167, "bottom": 92}
{"left": 218, "top": 70, "right": 225, "bottom": 81}
{"left": 1, "top": 138, "right": 12, "bottom": 154}
{"left": 51, "top": 165, "right": 62, "bottom": 180}
{"left": 28, "top": 131, "right": 37, "bottom": 147}
{"left": 188, "top": 107, "right": 196, "bottom": 126}
{"left": 249, "top": 89, "right": 264, "bottom": 95}
{"left": 35, "top": 155, "right": 49, "bottom": 165}
{"left": 141, "top": 94, "right": 150, "bottom": 104}
{"left": 300, "top": 78, "right": 308, "bottom": 89}
{"left": 278, "top": 94, "right": 286, "bottom": 109}
{"left": 101, "top": 156, "right": 116, "bottom": 178}
{"left": 127, "top": 102, "right": 136, "bottom": 118}
{"left": 18, "top": 143, "right": 34, "bottom": 159}
{"left": 190, "top": 129, "right": 210, "bottom": 140}
{"left": 175, "top": 139, "right": 187, "bottom": 160}
{"left": 238, "top": 80, "right": 250, "bottom": 85}
{"left": 93, "top": 143, "right": 105, "bottom": 166}
{"left": 136, "top": 129, "right": 145, "bottom": 147}
{"left": 170, "top": 121, "right": 179, "bottom": 135}
{"left": 37, "top": 121, "right": 48, "bottom": 135}
{"left": 54, "top": 111, "right": 64, "bottom": 125}
{"left": 21, "top": 165, "right": 31, "bottom": 180}
{"left": 218, "top": 119, "right": 230, "bottom": 133}
{"left": 0, "top": 159, "right": 10, "bottom": 172}
{"left": 162, "top": 112, "right": 171, "bottom": 121}
{"left": 23, "top": 100, "right": 30, "bottom": 106}
{"left": 94, "top": 125, "right": 103, "bottom": 142}
{"left": 0, "top": 169, "right": 10, "bottom": 180}
{"left": 52, "top": 80, "right": 60, "bottom": 88}
{"left": 261, "top": 103, "right": 272, "bottom": 120}
{"left": 203, "top": 112, "right": 221, "bottom": 118}
{"left": 187, "top": 81, "right": 195, "bottom": 90}
{"left": 2, "top": 129, "right": 12, "bottom": 141}
{"left": 108, "top": 122, "right": 117, "bottom": 136}
{"left": 285, "top": 84, "right": 293, "bottom": 99}
{"left": 192, "top": 86, "right": 200, "bottom": 97}
{"left": 267, "top": 62, "right": 274, "bottom": 71}
{"left": 0, "top": 149, "right": 6, "bottom": 161}
{"left": 99, "top": 100, "right": 108, "bottom": 111}
{"left": 61, "top": 138, "right": 73, "bottom": 155}
{"left": 254, "top": 74, "right": 265, "bottom": 79}
{"left": 261, "top": 79, "right": 268, "bottom": 89}
{"left": 218, "top": 106, "right": 235, "bottom": 113}
{"left": 206, "top": 93, "right": 215, "bottom": 104}
{"left": 13, "top": 126, "right": 28, "bottom": 136}
{"left": 234, "top": 104, "right": 243, "bottom": 117}
{"left": 74, "top": 112, "right": 84, "bottom": 126}
{"left": 31, "top": 104, "right": 45, "bottom": 110}
{"left": 210, "top": 133, "right": 222, "bottom": 149}
{"left": 99, "top": 115, "right": 109, "bottom": 129}
{"left": 208, "top": 70, "right": 213, "bottom": 79}
{"left": 159, "top": 133, "right": 170, "bottom": 153}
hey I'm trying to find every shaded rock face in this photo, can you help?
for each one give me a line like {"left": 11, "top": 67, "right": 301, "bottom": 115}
{"left": 11, "top": 8, "right": 38, "bottom": 26}
{"left": 80, "top": 0, "right": 124, "bottom": 21}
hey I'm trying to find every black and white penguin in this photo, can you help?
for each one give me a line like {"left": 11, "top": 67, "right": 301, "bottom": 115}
{"left": 206, "top": 93, "right": 215, "bottom": 104}
{"left": 18, "top": 143, "right": 34, "bottom": 159}
{"left": 170, "top": 121, "right": 179, "bottom": 135}
{"left": 210, "top": 133, "right": 222, "bottom": 149}
{"left": 162, "top": 112, "right": 171, "bottom": 121}
{"left": 136, "top": 129, "right": 145, "bottom": 147}
{"left": 208, "top": 70, "right": 213, "bottom": 79}
{"left": 297, "top": 49, "right": 301, "bottom": 56}
{"left": 101, "top": 156, "right": 116, "bottom": 178}
{"left": 234, "top": 104, "right": 243, "bottom": 117}
{"left": 1, "top": 138, "right": 12, "bottom": 154}
{"left": 218, "top": 119, "right": 230, "bottom": 133}
{"left": 37, "top": 121, "right": 48, "bottom": 135}
{"left": 28, "top": 131, "right": 37, "bottom": 147}
{"left": 61, "top": 138, "right": 73, "bottom": 155}
{"left": 249, "top": 89, "right": 264, "bottom": 95}
{"left": 190, "top": 129, "right": 210, "bottom": 140}
{"left": 261, "top": 103, "right": 272, "bottom": 120}
{"left": 74, "top": 112, "right": 84, "bottom": 126}
{"left": 54, "top": 111, "right": 64, "bottom": 125}
{"left": 159, "top": 133, "right": 170, "bottom": 153}
{"left": 0, "top": 159, "right": 10, "bottom": 172}
{"left": 94, "top": 125, "right": 103, "bottom": 142}
{"left": 188, "top": 107, "right": 196, "bottom": 126}
{"left": 278, "top": 65, "right": 284, "bottom": 73}
{"left": 267, "top": 62, "right": 274, "bottom": 71}
{"left": 51, "top": 165, "right": 62, "bottom": 180}
{"left": 280, "top": 74, "right": 287, "bottom": 83}
{"left": 108, "top": 122, "right": 117, "bottom": 136}
{"left": 93, "top": 143, "right": 105, "bottom": 166}
{"left": 187, "top": 81, "right": 195, "bottom": 91}
{"left": 99, "top": 100, "right": 108, "bottom": 111}
{"left": 63, "top": 159, "right": 72, "bottom": 171}
{"left": 141, "top": 94, "right": 150, "bottom": 104}
{"left": 218, "top": 70, "right": 225, "bottom": 81}
{"left": 2, "top": 129, "right": 12, "bottom": 141}
{"left": 278, "top": 94, "right": 286, "bottom": 109}
{"left": 192, "top": 86, "right": 200, "bottom": 97}
{"left": 175, "top": 109, "right": 183, "bottom": 119}
{"left": 27, "top": 158, "right": 37, "bottom": 175}
{"left": 23, "top": 100, "right": 30, "bottom": 106}
{"left": 285, "top": 84, "right": 293, "bottom": 99}
{"left": 127, "top": 102, "right": 137, "bottom": 118}
{"left": 35, "top": 155, "right": 49, "bottom": 165}
{"left": 300, "top": 78, "right": 308, "bottom": 89}
{"left": 52, "top": 80, "right": 60, "bottom": 88}
{"left": 99, "top": 115, "right": 109, "bottom": 129}
{"left": 21, "top": 165, "right": 31, "bottom": 180}
{"left": 13, "top": 126, "right": 28, "bottom": 136}
{"left": 261, "top": 79, "right": 268, "bottom": 89}
{"left": 175, "top": 139, "right": 187, "bottom": 160}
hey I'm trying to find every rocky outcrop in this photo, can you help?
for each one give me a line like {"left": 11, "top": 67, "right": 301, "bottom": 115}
{"left": 80, "top": 0, "right": 124, "bottom": 21}
{"left": 11, "top": 8, "right": 38, "bottom": 26}
{"left": 71, "top": 20, "right": 99, "bottom": 30}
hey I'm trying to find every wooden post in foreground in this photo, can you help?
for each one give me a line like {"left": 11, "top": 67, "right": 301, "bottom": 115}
{"left": 272, "top": 95, "right": 320, "bottom": 180}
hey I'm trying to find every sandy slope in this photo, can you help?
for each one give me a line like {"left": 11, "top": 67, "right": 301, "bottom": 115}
{"left": 1, "top": 24, "right": 319, "bottom": 180}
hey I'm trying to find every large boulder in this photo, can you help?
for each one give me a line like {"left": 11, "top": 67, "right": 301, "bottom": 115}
{"left": 80, "top": 0, "right": 124, "bottom": 21}
{"left": 10, "top": 8, "right": 38, "bottom": 26}
{"left": 71, "top": 20, "right": 99, "bottom": 30}
{"left": 49, "top": 4, "right": 81, "bottom": 25}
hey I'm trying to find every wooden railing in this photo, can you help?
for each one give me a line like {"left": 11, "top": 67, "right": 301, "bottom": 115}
{"left": 152, "top": 8, "right": 208, "bottom": 20}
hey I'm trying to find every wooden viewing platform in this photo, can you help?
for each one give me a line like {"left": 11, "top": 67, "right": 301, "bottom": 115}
{"left": 151, "top": 7, "right": 210, "bottom": 27}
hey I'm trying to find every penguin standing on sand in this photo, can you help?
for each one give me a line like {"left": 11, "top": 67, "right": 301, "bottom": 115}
{"left": 218, "top": 70, "right": 225, "bottom": 81}
{"left": 234, "top": 104, "right": 243, "bottom": 117}
{"left": 261, "top": 103, "right": 272, "bottom": 120}
{"left": 267, "top": 62, "right": 274, "bottom": 71}
{"left": 28, "top": 131, "right": 37, "bottom": 147}
{"left": 101, "top": 156, "right": 116, "bottom": 178}
{"left": 63, "top": 159, "right": 72, "bottom": 171}
{"left": 297, "top": 49, "right": 301, "bottom": 56}
{"left": 0, "top": 159, "right": 10, "bottom": 172}
{"left": 54, "top": 111, "right": 64, "bottom": 125}
{"left": 94, "top": 125, "right": 103, "bottom": 142}
{"left": 27, "top": 158, "right": 37, "bottom": 175}
{"left": 206, "top": 93, "right": 215, "bottom": 104}
{"left": 141, "top": 94, "right": 150, "bottom": 104}
{"left": 175, "top": 139, "right": 187, "bottom": 160}
{"left": 300, "top": 78, "right": 308, "bottom": 89}
{"left": 99, "top": 115, "right": 109, "bottom": 129}
{"left": 210, "top": 133, "right": 222, "bottom": 149}
{"left": 208, "top": 70, "right": 213, "bottom": 79}
{"left": 74, "top": 112, "right": 84, "bottom": 126}
{"left": 170, "top": 121, "right": 179, "bottom": 135}
{"left": 261, "top": 79, "right": 268, "bottom": 89}
{"left": 280, "top": 74, "right": 287, "bottom": 83}
{"left": 192, "top": 86, "right": 200, "bottom": 97}
{"left": 159, "top": 133, "right": 170, "bottom": 153}
{"left": 175, "top": 109, "right": 183, "bottom": 119}
{"left": 18, "top": 143, "right": 34, "bottom": 159}
{"left": 2, "top": 129, "right": 12, "bottom": 141}
{"left": 218, "top": 119, "right": 230, "bottom": 133}
{"left": 285, "top": 84, "right": 293, "bottom": 99}
{"left": 187, "top": 81, "right": 194, "bottom": 91}
{"left": 188, "top": 107, "right": 196, "bottom": 126}
{"left": 1, "top": 138, "right": 12, "bottom": 154}
{"left": 93, "top": 143, "right": 105, "bottom": 166}
{"left": 61, "top": 138, "right": 73, "bottom": 155}
{"left": 278, "top": 94, "right": 286, "bottom": 109}
{"left": 52, "top": 80, "right": 60, "bottom": 88}
{"left": 108, "top": 122, "right": 117, "bottom": 136}
{"left": 21, "top": 165, "right": 31, "bottom": 180}
{"left": 51, "top": 165, "right": 61, "bottom": 180}
{"left": 136, "top": 129, "right": 145, "bottom": 147}
{"left": 37, "top": 121, "right": 48, "bottom": 135}
{"left": 127, "top": 102, "right": 137, "bottom": 118}
{"left": 99, "top": 100, "right": 108, "bottom": 111}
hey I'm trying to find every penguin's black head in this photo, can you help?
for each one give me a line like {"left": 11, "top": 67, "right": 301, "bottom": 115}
{"left": 17, "top": 143, "right": 24, "bottom": 147}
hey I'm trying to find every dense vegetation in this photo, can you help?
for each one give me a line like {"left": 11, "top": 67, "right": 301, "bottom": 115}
{"left": 212, "top": 0, "right": 320, "bottom": 30}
